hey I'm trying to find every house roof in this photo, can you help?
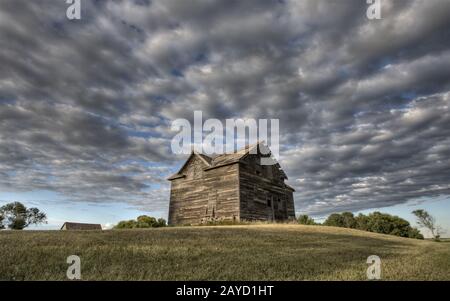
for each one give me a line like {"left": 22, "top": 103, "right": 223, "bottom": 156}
{"left": 210, "top": 144, "right": 254, "bottom": 167}
{"left": 61, "top": 222, "right": 102, "bottom": 230}
{"left": 167, "top": 142, "right": 289, "bottom": 180}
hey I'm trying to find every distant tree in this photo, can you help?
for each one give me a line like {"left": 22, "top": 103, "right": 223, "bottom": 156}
{"left": 412, "top": 209, "right": 442, "bottom": 241}
{"left": 341, "top": 212, "right": 357, "bottom": 229}
{"left": 323, "top": 213, "right": 345, "bottom": 227}
{"left": 157, "top": 218, "right": 167, "bottom": 227}
{"left": 137, "top": 215, "right": 158, "bottom": 228}
{"left": 115, "top": 220, "right": 138, "bottom": 229}
{"left": 323, "top": 211, "right": 423, "bottom": 240}
{"left": 114, "top": 215, "right": 167, "bottom": 229}
{"left": 0, "top": 212, "right": 4, "bottom": 230}
{"left": 297, "top": 214, "right": 315, "bottom": 225}
{"left": 365, "top": 212, "right": 423, "bottom": 239}
{"left": 0, "top": 202, "right": 47, "bottom": 230}
{"left": 407, "top": 227, "right": 424, "bottom": 240}
{"left": 355, "top": 213, "right": 370, "bottom": 231}
{"left": 366, "top": 212, "right": 390, "bottom": 234}
{"left": 367, "top": 212, "right": 406, "bottom": 236}
{"left": 323, "top": 212, "right": 356, "bottom": 229}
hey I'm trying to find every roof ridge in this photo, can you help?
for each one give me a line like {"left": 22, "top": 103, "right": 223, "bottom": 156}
{"left": 168, "top": 141, "right": 275, "bottom": 181}
{"left": 195, "top": 141, "right": 265, "bottom": 157}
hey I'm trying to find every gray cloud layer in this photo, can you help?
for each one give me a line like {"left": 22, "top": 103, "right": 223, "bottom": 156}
{"left": 1, "top": 0, "right": 450, "bottom": 215}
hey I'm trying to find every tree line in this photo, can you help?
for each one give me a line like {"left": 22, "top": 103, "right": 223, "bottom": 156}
{"left": 1, "top": 201, "right": 442, "bottom": 241}
{"left": 0, "top": 201, "right": 167, "bottom": 230}
{"left": 297, "top": 209, "right": 443, "bottom": 241}
{"left": 114, "top": 215, "right": 167, "bottom": 229}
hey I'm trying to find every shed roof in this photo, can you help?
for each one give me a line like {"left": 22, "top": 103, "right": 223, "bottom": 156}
{"left": 61, "top": 222, "right": 102, "bottom": 230}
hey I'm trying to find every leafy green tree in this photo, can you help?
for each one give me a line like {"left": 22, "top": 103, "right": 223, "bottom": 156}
{"left": 0, "top": 202, "right": 47, "bottom": 230}
{"left": 323, "top": 211, "right": 423, "bottom": 240}
{"left": 297, "top": 214, "right": 315, "bottom": 225}
{"left": 323, "top": 212, "right": 356, "bottom": 228}
{"left": 367, "top": 212, "right": 401, "bottom": 236}
{"left": 341, "top": 212, "right": 357, "bottom": 229}
{"left": 0, "top": 213, "right": 4, "bottom": 230}
{"left": 115, "top": 220, "right": 138, "bottom": 229}
{"left": 323, "top": 213, "right": 345, "bottom": 227}
{"left": 366, "top": 212, "right": 422, "bottom": 238}
{"left": 355, "top": 213, "right": 370, "bottom": 231}
{"left": 137, "top": 215, "right": 157, "bottom": 228}
{"left": 367, "top": 212, "right": 392, "bottom": 234}
{"left": 156, "top": 218, "right": 167, "bottom": 227}
{"left": 412, "top": 209, "right": 441, "bottom": 241}
{"left": 114, "top": 216, "right": 167, "bottom": 229}
{"left": 407, "top": 227, "right": 424, "bottom": 240}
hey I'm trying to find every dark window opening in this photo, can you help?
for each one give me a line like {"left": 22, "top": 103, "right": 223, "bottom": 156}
{"left": 267, "top": 198, "right": 272, "bottom": 207}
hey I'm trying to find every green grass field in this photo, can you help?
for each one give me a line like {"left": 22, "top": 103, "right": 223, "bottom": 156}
{"left": 1, "top": 224, "right": 449, "bottom": 280}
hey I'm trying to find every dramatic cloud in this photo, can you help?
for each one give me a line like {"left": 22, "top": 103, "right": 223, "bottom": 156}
{"left": 0, "top": 0, "right": 449, "bottom": 216}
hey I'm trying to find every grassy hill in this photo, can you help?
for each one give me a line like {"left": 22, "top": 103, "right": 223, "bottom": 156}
{"left": 1, "top": 224, "right": 449, "bottom": 280}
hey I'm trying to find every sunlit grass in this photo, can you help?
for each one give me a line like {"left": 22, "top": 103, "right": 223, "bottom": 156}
{"left": 1, "top": 224, "right": 449, "bottom": 280}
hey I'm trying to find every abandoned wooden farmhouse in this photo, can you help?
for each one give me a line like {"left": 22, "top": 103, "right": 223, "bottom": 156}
{"left": 167, "top": 143, "right": 295, "bottom": 225}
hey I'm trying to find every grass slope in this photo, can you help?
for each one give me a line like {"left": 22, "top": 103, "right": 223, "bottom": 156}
{"left": 1, "top": 224, "right": 449, "bottom": 280}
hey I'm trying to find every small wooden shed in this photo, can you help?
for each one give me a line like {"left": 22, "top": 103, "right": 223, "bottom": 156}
{"left": 60, "top": 222, "right": 102, "bottom": 230}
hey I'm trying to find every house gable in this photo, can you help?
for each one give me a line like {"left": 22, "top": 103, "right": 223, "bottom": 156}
{"left": 167, "top": 152, "right": 211, "bottom": 180}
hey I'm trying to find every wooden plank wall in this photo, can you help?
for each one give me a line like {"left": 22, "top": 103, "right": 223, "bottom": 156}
{"left": 239, "top": 154, "right": 295, "bottom": 221}
{"left": 168, "top": 156, "right": 240, "bottom": 225}
{"left": 168, "top": 153, "right": 295, "bottom": 225}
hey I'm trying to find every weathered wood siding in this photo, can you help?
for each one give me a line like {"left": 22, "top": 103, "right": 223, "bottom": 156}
{"left": 239, "top": 154, "right": 295, "bottom": 221}
{"left": 168, "top": 147, "right": 296, "bottom": 225}
{"left": 168, "top": 156, "right": 240, "bottom": 225}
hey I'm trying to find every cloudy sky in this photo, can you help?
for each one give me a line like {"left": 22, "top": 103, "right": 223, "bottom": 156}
{"left": 1, "top": 0, "right": 449, "bottom": 233}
